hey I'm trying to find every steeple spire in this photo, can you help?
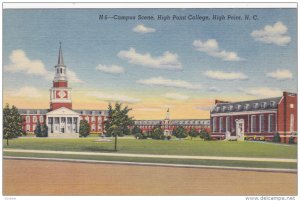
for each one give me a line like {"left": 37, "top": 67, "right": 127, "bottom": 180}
{"left": 57, "top": 42, "right": 64, "bottom": 65}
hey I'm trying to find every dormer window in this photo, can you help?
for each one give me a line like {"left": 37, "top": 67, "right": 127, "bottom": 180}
{"left": 237, "top": 105, "right": 242, "bottom": 110}
{"left": 261, "top": 102, "right": 267, "bottom": 109}
{"left": 270, "top": 101, "right": 276, "bottom": 108}
{"left": 229, "top": 105, "right": 233, "bottom": 111}
{"left": 244, "top": 104, "right": 250, "bottom": 110}
{"left": 253, "top": 103, "right": 259, "bottom": 109}
{"left": 222, "top": 106, "right": 227, "bottom": 112}
{"left": 216, "top": 107, "right": 220, "bottom": 112}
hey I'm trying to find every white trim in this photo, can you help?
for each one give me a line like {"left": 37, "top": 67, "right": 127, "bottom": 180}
{"left": 50, "top": 99, "right": 72, "bottom": 103}
{"left": 211, "top": 110, "right": 277, "bottom": 117}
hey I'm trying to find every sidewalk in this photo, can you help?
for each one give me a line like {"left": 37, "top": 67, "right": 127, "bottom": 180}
{"left": 4, "top": 148, "right": 297, "bottom": 163}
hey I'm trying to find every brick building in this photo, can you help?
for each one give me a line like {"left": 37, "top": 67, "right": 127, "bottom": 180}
{"left": 18, "top": 44, "right": 107, "bottom": 137}
{"left": 134, "top": 108, "right": 210, "bottom": 135}
{"left": 210, "top": 92, "right": 297, "bottom": 142}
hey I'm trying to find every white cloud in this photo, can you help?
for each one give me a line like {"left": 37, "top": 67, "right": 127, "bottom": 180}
{"left": 208, "top": 86, "right": 221, "bottom": 92}
{"left": 193, "top": 39, "right": 243, "bottom": 61}
{"left": 96, "top": 64, "right": 124, "bottom": 74}
{"left": 195, "top": 106, "right": 214, "bottom": 111}
{"left": 137, "top": 76, "right": 201, "bottom": 90}
{"left": 4, "top": 49, "right": 53, "bottom": 80}
{"left": 239, "top": 87, "right": 282, "bottom": 98}
{"left": 133, "top": 24, "right": 156, "bottom": 33}
{"left": 118, "top": 48, "right": 182, "bottom": 70}
{"left": 163, "top": 92, "right": 189, "bottom": 100}
{"left": 204, "top": 70, "right": 248, "bottom": 80}
{"left": 67, "top": 69, "right": 84, "bottom": 83}
{"left": 266, "top": 69, "right": 293, "bottom": 80}
{"left": 136, "top": 107, "right": 161, "bottom": 111}
{"left": 251, "top": 21, "right": 291, "bottom": 46}
{"left": 10, "top": 86, "right": 42, "bottom": 98}
{"left": 4, "top": 49, "right": 83, "bottom": 83}
{"left": 87, "top": 91, "right": 140, "bottom": 104}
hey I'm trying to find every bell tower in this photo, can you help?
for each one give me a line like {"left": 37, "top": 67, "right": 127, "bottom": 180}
{"left": 50, "top": 43, "right": 72, "bottom": 110}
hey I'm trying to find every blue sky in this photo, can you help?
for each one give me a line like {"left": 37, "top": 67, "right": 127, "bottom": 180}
{"left": 2, "top": 8, "right": 297, "bottom": 119}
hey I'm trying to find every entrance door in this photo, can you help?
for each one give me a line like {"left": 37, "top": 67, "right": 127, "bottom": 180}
{"left": 235, "top": 119, "right": 244, "bottom": 141}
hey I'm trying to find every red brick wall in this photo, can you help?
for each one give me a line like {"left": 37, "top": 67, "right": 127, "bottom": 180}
{"left": 50, "top": 103, "right": 72, "bottom": 110}
{"left": 277, "top": 92, "right": 297, "bottom": 143}
{"left": 21, "top": 114, "right": 47, "bottom": 132}
{"left": 53, "top": 81, "right": 68, "bottom": 88}
{"left": 80, "top": 115, "right": 105, "bottom": 133}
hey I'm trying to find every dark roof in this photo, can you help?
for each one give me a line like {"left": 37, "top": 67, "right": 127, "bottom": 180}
{"left": 74, "top": 110, "right": 108, "bottom": 116}
{"left": 211, "top": 97, "right": 281, "bottom": 114}
{"left": 134, "top": 119, "right": 210, "bottom": 125}
{"left": 18, "top": 109, "right": 49, "bottom": 115}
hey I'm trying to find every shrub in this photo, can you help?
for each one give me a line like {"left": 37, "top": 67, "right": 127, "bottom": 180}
{"left": 288, "top": 136, "right": 295, "bottom": 144}
{"left": 273, "top": 133, "right": 281, "bottom": 143}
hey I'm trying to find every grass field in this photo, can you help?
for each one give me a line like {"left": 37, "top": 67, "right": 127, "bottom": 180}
{"left": 3, "top": 137, "right": 297, "bottom": 158}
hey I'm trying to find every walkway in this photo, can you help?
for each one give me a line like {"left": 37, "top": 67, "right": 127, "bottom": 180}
{"left": 4, "top": 148, "right": 297, "bottom": 163}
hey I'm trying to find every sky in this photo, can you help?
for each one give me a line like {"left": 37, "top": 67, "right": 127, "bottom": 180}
{"left": 2, "top": 8, "right": 297, "bottom": 120}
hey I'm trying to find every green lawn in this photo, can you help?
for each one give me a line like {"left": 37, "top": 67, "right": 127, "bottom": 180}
{"left": 3, "top": 137, "right": 297, "bottom": 159}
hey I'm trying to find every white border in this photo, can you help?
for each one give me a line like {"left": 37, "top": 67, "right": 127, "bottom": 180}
{"left": 2, "top": 2, "right": 298, "bottom": 9}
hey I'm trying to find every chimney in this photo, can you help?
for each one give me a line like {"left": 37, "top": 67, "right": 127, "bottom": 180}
{"left": 215, "top": 100, "right": 230, "bottom": 104}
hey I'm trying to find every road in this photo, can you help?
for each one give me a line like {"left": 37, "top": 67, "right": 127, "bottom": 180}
{"left": 3, "top": 159, "right": 297, "bottom": 196}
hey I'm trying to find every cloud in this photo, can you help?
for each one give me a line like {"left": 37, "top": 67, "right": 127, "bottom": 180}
{"left": 96, "top": 64, "right": 125, "bottom": 74}
{"left": 163, "top": 92, "right": 189, "bottom": 100}
{"left": 266, "top": 69, "right": 293, "bottom": 80}
{"left": 204, "top": 70, "right": 248, "bottom": 80}
{"left": 136, "top": 107, "right": 161, "bottom": 111}
{"left": 251, "top": 21, "right": 291, "bottom": 46}
{"left": 137, "top": 76, "right": 201, "bottom": 89}
{"left": 4, "top": 49, "right": 83, "bottom": 83}
{"left": 118, "top": 48, "right": 182, "bottom": 70}
{"left": 4, "top": 49, "right": 53, "bottom": 80}
{"left": 238, "top": 87, "right": 282, "bottom": 98}
{"left": 133, "top": 24, "right": 156, "bottom": 33}
{"left": 193, "top": 39, "right": 243, "bottom": 61}
{"left": 87, "top": 91, "right": 140, "bottom": 104}
{"left": 195, "top": 106, "right": 214, "bottom": 111}
{"left": 208, "top": 86, "right": 221, "bottom": 92}
{"left": 67, "top": 69, "right": 84, "bottom": 83}
{"left": 10, "top": 86, "right": 42, "bottom": 98}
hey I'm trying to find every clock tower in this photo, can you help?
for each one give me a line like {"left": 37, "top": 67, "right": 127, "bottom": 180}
{"left": 50, "top": 43, "right": 72, "bottom": 110}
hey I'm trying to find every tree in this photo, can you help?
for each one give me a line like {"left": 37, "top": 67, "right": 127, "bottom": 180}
{"left": 200, "top": 128, "right": 211, "bottom": 141}
{"left": 104, "top": 102, "right": 134, "bottom": 151}
{"left": 34, "top": 120, "right": 42, "bottom": 137}
{"left": 173, "top": 126, "right": 188, "bottom": 140}
{"left": 79, "top": 120, "right": 90, "bottom": 137}
{"left": 41, "top": 123, "right": 48, "bottom": 137}
{"left": 150, "top": 126, "right": 164, "bottom": 140}
{"left": 132, "top": 125, "right": 144, "bottom": 139}
{"left": 188, "top": 127, "right": 199, "bottom": 140}
{"left": 3, "top": 104, "right": 24, "bottom": 146}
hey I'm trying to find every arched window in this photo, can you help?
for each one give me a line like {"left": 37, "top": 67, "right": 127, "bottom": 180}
{"left": 60, "top": 68, "right": 62, "bottom": 74}
{"left": 290, "top": 114, "right": 294, "bottom": 132}
{"left": 57, "top": 68, "right": 59, "bottom": 74}
{"left": 26, "top": 125, "right": 30, "bottom": 132}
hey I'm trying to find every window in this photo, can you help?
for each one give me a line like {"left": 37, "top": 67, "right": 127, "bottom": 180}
{"left": 237, "top": 105, "right": 242, "bottom": 110}
{"left": 268, "top": 114, "right": 275, "bottom": 132}
{"left": 219, "top": 117, "right": 223, "bottom": 132}
{"left": 26, "top": 116, "right": 30, "bottom": 123}
{"left": 85, "top": 116, "right": 89, "bottom": 122}
{"left": 226, "top": 116, "right": 230, "bottom": 132}
{"left": 270, "top": 101, "right": 276, "bottom": 108}
{"left": 54, "top": 117, "right": 59, "bottom": 124}
{"left": 39, "top": 116, "right": 44, "bottom": 122}
{"left": 290, "top": 114, "right": 294, "bottom": 132}
{"left": 222, "top": 106, "right": 226, "bottom": 112}
{"left": 259, "top": 115, "right": 265, "bottom": 132}
{"left": 216, "top": 107, "right": 220, "bottom": 112}
{"left": 26, "top": 125, "right": 30, "bottom": 132}
{"left": 61, "top": 117, "right": 66, "bottom": 123}
{"left": 261, "top": 102, "right": 267, "bottom": 109}
{"left": 33, "top": 125, "right": 36, "bottom": 131}
{"left": 290, "top": 104, "right": 294, "bottom": 109}
{"left": 251, "top": 115, "right": 256, "bottom": 132}
{"left": 92, "top": 116, "right": 95, "bottom": 122}
{"left": 229, "top": 105, "right": 233, "bottom": 111}
{"left": 92, "top": 124, "right": 96, "bottom": 131}
{"left": 213, "top": 117, "right": 217, "bottom": 132}
{"left": 33, "top": 116, "right": 37, "bottom": 123}
{"left": 60, "top": 68, "right": 62, "bottom": 74}
{"left": 57, "top": 68, "right": 59, "bottom": 74}
{"left": 244, "top": 104, "right": 250, "bottom": 110}
{"left": 253, "top": 103, "right": 259, "bottom": 109}
{"left": 67, "top": 117, "right": 72, "bottom": 124}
